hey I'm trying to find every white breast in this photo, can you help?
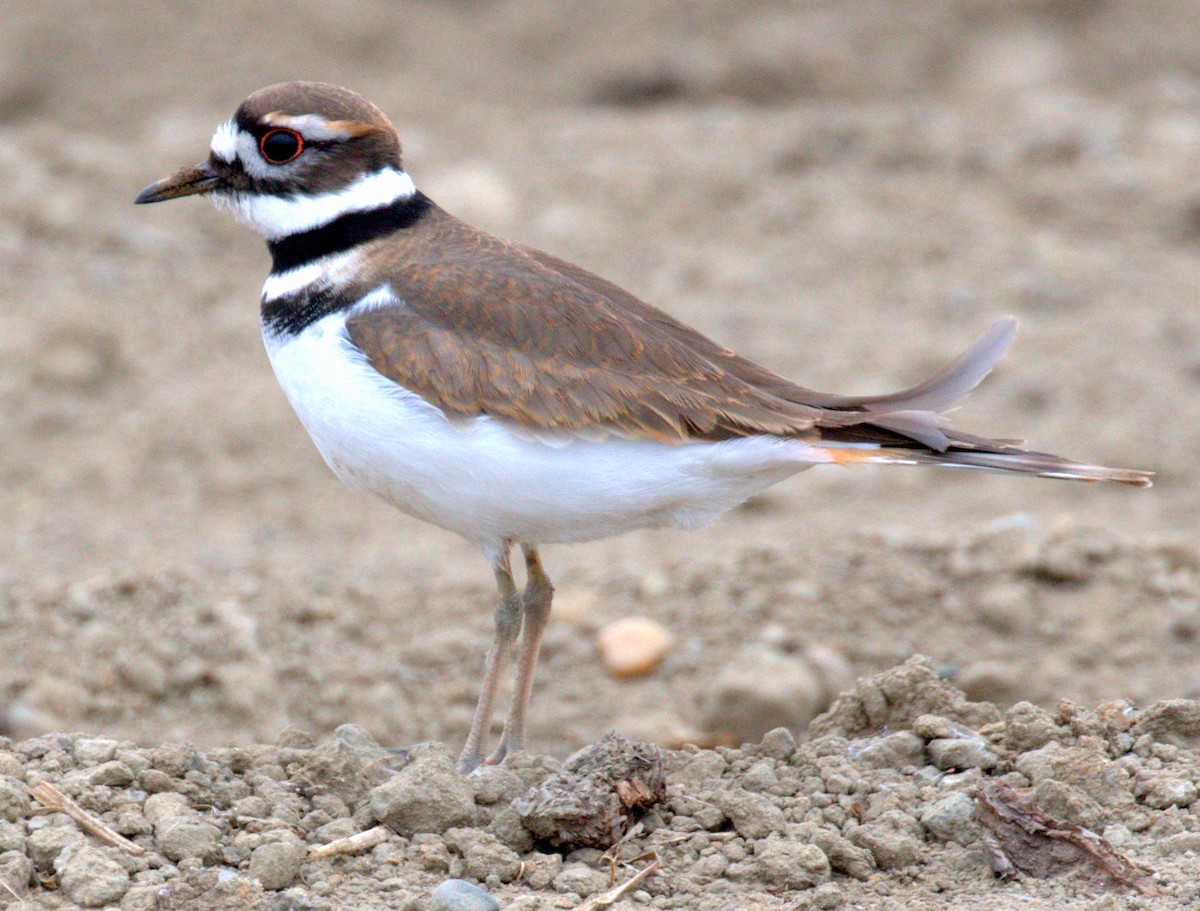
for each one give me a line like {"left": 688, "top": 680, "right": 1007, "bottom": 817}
{"left": 262, "top": 305, "right": 832, "bottom": 551}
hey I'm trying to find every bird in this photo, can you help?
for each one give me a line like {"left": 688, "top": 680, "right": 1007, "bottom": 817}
{"left": 136, "top": 82, "right": 1151, "bottom": 771}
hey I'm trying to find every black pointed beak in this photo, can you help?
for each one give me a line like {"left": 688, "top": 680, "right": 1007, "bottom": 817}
{"left": 135, "top": 161, "right": 223, "bottom": 204}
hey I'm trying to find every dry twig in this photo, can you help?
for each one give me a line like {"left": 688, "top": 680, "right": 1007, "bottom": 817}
{"left": 573, "top": 853, "right": 662, "bottom": 911}
{"left": 26, "top": 782, "right": 145, "bottom": 856}
{"left": 308, "top": 825, "right": 391, "bottom": 859}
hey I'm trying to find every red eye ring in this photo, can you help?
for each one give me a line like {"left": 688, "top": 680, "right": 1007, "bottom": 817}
{"left": 259, "top": 129, "right": 304, "bottom": 164}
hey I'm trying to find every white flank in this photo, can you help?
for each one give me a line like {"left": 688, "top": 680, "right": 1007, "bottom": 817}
{"left": 262, "top": 298, "right": 831, "bottom": 551}
{"left": 209, "top": 120, "right": 239, "bottom": 163}
{"left": 213, "top": 167, "right": 417, "bottom": 241}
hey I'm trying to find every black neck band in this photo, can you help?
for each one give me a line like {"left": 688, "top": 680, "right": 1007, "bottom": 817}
{"left": 267, "top": 191, "right": 432, "bottom": 273}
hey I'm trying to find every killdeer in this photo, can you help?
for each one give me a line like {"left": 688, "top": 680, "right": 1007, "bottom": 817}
{"left": 137, "top": 82, "right": 1150, "bottom": 771}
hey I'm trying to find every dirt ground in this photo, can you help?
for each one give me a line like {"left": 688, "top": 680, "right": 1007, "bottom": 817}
{"left": 2, "top": 1, "right": 1199, "bottom": 908}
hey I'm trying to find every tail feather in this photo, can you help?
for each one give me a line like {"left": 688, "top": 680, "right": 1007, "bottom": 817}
{"left": 820, "top": 444, "right": 1153, "bottom": 487}
{"left": 811, "top": 315, "right": 1151, "bottom": 487}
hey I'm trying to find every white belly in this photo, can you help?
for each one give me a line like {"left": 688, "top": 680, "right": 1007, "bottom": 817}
{"left": 263, "top": 311, "right": 830, "bottom": 550}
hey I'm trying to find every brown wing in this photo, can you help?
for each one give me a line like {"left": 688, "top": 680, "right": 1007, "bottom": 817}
{"left": 344, "top": 205, "right": 829, "bottom": 442}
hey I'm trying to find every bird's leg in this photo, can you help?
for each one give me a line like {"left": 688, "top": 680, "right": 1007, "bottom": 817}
{"left": 457, "top": 543, "right": 523, "bottom": 773}
{"left": 486, "top": 544, "right": 554, "bottom": 766}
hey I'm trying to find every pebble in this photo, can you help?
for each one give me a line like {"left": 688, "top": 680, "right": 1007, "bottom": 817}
{"left": 369, "top": 746, "right": 476, "bottom": 836}
{"left": 0, "top": 850, "right": 32, "bottom": 899}
{"left": 920, "top": 792, "right": 977, "bottom": 844}
{"left": 759, "top": 727, "right": 797, "bottom": 760}
{"left": 26, "top": 825, "right": 84, "bottom": 870}
{"left": 851, "top": 731, "right": 925, "bottom": 770}
{"left": 429, "top": 877, "right": 500, "bottom": 911}
{"left": 699, "top": 644, "right": 822, "bottom": 743}
{"left": 89, "top": 759, "right": 135, "bottom": 787}
{"left": 552, "top": 861, "right": 608, "bottom": 896}
{"left": 249, "top": 838, "right": 306, "bottom": 890}
{"left": 927, "top": 737, "right": 998, "bottom": 771}
{"left": 444, "top": 827, "right": 522, "bottom": 883}
{"left": 73, "top": 738, "right": 120, "bottom": 764}
{"left": 54, "top": 844, "right": 130, "bottom": 907}
{"left": 0, "top": 777, "right": 29, "bottom": 823}
{"left": 1137, "top": 775, "right": 1198, "bottom": 809}
{"left": 0, "top": 820, "right": 24, "bottom": 853}
{"left": 848, "top": 822, "right": 923, "bottom": 870}
{"left": 595, "top": 617, "right": 673, "bottom": 678}
{"left": 754, "top": 834, "right": 831, "bottom": 888}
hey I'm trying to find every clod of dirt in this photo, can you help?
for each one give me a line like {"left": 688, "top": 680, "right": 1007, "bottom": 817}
{"left": 54, "top": 843, "right": 129, "bottom": 907}
{"left": 369, "top": 745, "right": 476, "bottom": 837}
{"left": 809, "top": 654, "right": 1000, "bottom": 739}
{"left": 513, "top": 733, "right": 666, "bottom": 849}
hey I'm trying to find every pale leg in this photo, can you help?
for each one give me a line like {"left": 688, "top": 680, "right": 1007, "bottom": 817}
{"left": 486, "top": 544, "right": 554, "bottom": 766}
{"left": 457, "top": 543, "right": 523, "bottom": 773}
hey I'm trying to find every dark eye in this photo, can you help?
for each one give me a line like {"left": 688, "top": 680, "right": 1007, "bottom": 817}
{"left": 259, "top": 129, "right": 303, "bottom": 164}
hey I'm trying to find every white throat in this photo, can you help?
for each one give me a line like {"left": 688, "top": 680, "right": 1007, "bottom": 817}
{"left": 212, "top": 167, "right": 417, "bottom": 241}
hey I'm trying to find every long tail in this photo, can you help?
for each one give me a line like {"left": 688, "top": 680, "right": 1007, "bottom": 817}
{"left": 810, "top": 317, "right": 1153, "bottom": 488}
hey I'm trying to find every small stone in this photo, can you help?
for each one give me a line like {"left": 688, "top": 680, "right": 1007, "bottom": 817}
{"left": 848, "top": 822, "right": 923, "bottom": 870}
{"left": 920, "top": 792, "right": 977, "bottom": 844}
{"left": 0, "top": 850, "right": 33, "bottom": 899}
{"left": 156, "top": 818, "right": 222, "bottom": 863}
{"left": 759, "top": 727, "right": 797, "bottom": 760}
{"left": 700, "top": 645, "right": 822, "bottom": 744}
{"left": 0, "top": 820, "right": 24, "bottom": 853}
{"left": 54, "top": 844, "right": 130, "bottom": 907}
{"left": 249, "top": 838, "right": 306, "bottom": 890}
{"left": 754, "top": 835, "right": 830, "bottom": 889}
{"left": 519, "top": 851, "right": 562, "bottom": 889}
{"left": 444, "top": 828, "right": 521, "bottom": 883}
{"left": 552, "top": 862, "right": 608, "bottom": 896}
{"left": 429, "top": 878, "right": 500, "bottom": 911}
{"left": 851, "top": 731, "right": 925, "bottom": 770}
{"left": 1137, "top": 776, "right": 1198, "bottom": 809}
{"left": 369, "top": 746, "right": 475, "bottom": 836}
{"left": 715, "top": 788, "right": 785, "bottom": 840}
{"left": 26, "top": 825, "right": 84, "bottom": 871}
{"left": 1002, "top": 702, "right": 1059, "bottom": 752}
{"left": 73, "top": 738, "right": 120, "bottom": 764}
{"left": 595, "top": 617, "right": 673, "bottom": 678}
{"left": 927, "top": 738, "right": 998, "bottom": 771}
{"left": 812, "top": 882, "right": 845, "bottom": 909}
{"left": 0, "top": 777, "right": 29, "bottom": 823}
{"left": 89, "top": 760, "right": 135, "bottom": 788}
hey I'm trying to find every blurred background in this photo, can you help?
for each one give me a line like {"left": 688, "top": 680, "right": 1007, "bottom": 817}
{"left": 0, "top": 1, "right": 1197, "bottom": 751}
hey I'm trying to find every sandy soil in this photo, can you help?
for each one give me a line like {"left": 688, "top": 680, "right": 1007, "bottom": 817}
{"left": 2, "top": 1, "right": 1199, "bottom": 908}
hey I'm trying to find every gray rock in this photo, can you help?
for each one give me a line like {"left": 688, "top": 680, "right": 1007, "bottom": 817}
{"left": 54, "top": 844, "right": 130, "bottom": 907}
{"left": 552, "top": 862, "right": 608, "bottom": 897}
{"left": 89, "top": 760, "right": 135, "bottom": 788}
{"left": 851, "top": 731, "right": 925, "bottom": 770}
{"left": 429, "top": 877, "right": 500, "bottom": 911}
{"left": 369, "top": 746, "right": 475, "bottom": 836}
{"left": 759, "top": 727, "right": 797, "bottom": 760}
{"left": 73, "top": 738, "right": 120, "bottom": 764}
{"left": 26, "top": 824, "right": 85, "bottom": 870}
{"left": 444, "top": 827, "right": 522, "bottom": 883}
{"left": 156, "top": 818, "right": 222, "bottom": 862}
{"left": 848, "top": 822, "right": 923, "bottom": 870}
{"left": 714, "top": 788, "right": 786, "bottom": 840}
{"left": 754, "top": 834, "right": 830, "bottom": 889}
{"left": 0, "top": 850, "right": 33, "bottom": 899}
{"left": 920, "top": 792, "right": 977, "bottom": 844}
{"left": 1137, "top": 776, "right": 1198, "bottom": 809}
{"left": 519, "top": 851, "right": 562, "bottom": 889}
{"left": 699, "top": 645, "right": 822, "bottom": 744}
{"left": 249, "top": 838, "right": 306, "bottom": 890}
{"left": 142, "top": 791, "right": 190, "bottom": 826}
{"left": 927, "top": 737, "right": 998, "bottom": 771}
{"left": 0, "top": 777, "right": 29, "bottom": 823}
{"left": 0, "top": 820, "right": 24, "bottom": 853}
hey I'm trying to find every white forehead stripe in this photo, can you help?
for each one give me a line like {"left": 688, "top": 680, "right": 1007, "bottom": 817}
{"left": 210, "top": 120, "right": 239, "bottom": 163}
{"left": 262, "top": 112, "right": 360, "bottom": 141}
{"left": 212, "top": 167, "right": 417, "bottom": 241}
